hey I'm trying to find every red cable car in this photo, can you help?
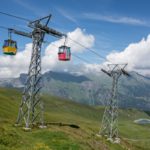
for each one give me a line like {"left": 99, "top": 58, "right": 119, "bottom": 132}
{"left": 58, "top": 45, "right": 71, "bottom": 61}
{"left": 58, "top": 36, "right": 71, "bottom": 61}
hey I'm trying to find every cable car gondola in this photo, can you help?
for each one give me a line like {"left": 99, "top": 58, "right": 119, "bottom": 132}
{"left": 3, "top": 39, "right": 17, "bottom": 55}
{"left": 3, "top": 30, "right": 17, "bottom": 55}
{"left": 58, "top": 45, "right": 71, "bottom": 61}
{"left": 58, "top": 36, "right": 71, "bottom": 61}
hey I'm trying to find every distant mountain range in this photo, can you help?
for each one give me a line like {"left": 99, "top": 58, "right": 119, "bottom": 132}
{"left": 0, "top": 71, "right": 150, "bottom": 110}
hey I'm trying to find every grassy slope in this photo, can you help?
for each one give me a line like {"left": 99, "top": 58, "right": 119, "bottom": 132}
{"left": 0, "top": 88, "right": 150, "bottom": 150}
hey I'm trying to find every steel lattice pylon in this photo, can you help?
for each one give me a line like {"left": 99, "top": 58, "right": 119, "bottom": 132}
{"left": 12, "top": 15, "right": 66, "bottom": 129}
{"left": 99, "top": 64, "right": 129, "bottom": 143}
{"left": 16, "top": 29, "right": 44, "bottom": 129}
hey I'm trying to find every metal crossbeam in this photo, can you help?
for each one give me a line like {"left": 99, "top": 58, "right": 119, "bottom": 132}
{"left": 9, "top": 29, "right": 32, "bottom": 38}
{"left": 32, "top": 23, "right": 66, "bottom": 37}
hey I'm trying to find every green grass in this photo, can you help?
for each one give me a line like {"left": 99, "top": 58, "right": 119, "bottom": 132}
{"left": 0, "top": 87, "right": 150, "bottom": 150}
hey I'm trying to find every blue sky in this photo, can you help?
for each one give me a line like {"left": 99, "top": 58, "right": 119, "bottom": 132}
{"left": 0, "top": 0, "right": 150, "bottom": 54}
{"left": 0, "top": 0, "right": 150, "bottom": 77}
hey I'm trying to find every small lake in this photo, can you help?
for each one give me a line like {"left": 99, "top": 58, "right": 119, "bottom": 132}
{"left": 134, "top": 119, "right": 150, "bottom": 125}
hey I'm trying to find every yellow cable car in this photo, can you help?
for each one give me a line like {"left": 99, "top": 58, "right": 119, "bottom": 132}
{"left": 3, "top": 39, "right": 17, "bottom": 55}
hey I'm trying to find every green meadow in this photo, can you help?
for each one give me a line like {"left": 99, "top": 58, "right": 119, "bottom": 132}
{"left": 0, "top": 88, "right": 150, "bottom": 150}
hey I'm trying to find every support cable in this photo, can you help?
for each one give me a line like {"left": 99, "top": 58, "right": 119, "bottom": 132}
{"left": 68, "top": 37, "right": 109, "bottom": 61}
{"left": 44, "top": 41, "right": 92, "bottom": 64}
{"left": 0, "top": 11, "right": 30, "bottom": 22}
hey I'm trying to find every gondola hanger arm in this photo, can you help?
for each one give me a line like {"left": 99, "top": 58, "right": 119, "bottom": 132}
{"left": 8, "top": 28, "right": 32, "bottom": 38}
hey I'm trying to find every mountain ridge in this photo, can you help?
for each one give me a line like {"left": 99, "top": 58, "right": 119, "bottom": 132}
{"left": 0, "top": 70, "right": 150, "bottom": 110}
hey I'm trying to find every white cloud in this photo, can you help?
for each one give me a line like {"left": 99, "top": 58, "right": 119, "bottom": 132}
{"left": 42, "top": 28, "right": 95, "bottom": 72}
{"left": 0, "top": 43, "right": 32, "bottom": 78}
{"left": 1, "top": 27, "right": 150, "bottom": 78}
{"left": 106, "top": 35, "right": 150, "bottom": 75}
{"left": 66, "top": 33, "right": 150, "bottom": 76}
{"left": 83, "top": 13, "right": 148, "bottom": 26}
{"left": 0, "top": 28, "right": 95, "bottom": 78}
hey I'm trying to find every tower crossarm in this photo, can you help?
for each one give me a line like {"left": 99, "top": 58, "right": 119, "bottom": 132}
{"left": 9, "top": 28, "right": 32, "bottom": 38}
{"left": 28, "top": 23, "right": 66, "bottom": 38}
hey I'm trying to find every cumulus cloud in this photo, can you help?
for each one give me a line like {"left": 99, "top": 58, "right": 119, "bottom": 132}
{"left": 106, "top": 35, "right": 150, "bottom": 75}
{"left": 1, "top": 27, "right": 150, "bottom": 78}
{"left": 0, "top": 43, "right": 32, "bottom": 78}
{"left": 0, "top": 28, "right": 95, "bottom": 78}
{"left": 42, "top": 28, "right": 95, "bottom": 72}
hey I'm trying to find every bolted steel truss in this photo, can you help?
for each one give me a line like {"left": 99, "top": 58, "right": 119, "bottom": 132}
{"left": 99, "top": 64, "right": 129, "bottom": 143}
{"left": 12, "top": 15, "right": 66, "bottom": 129}
{"left": 16, "top": 29, "right": 44, "bottom": 129}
